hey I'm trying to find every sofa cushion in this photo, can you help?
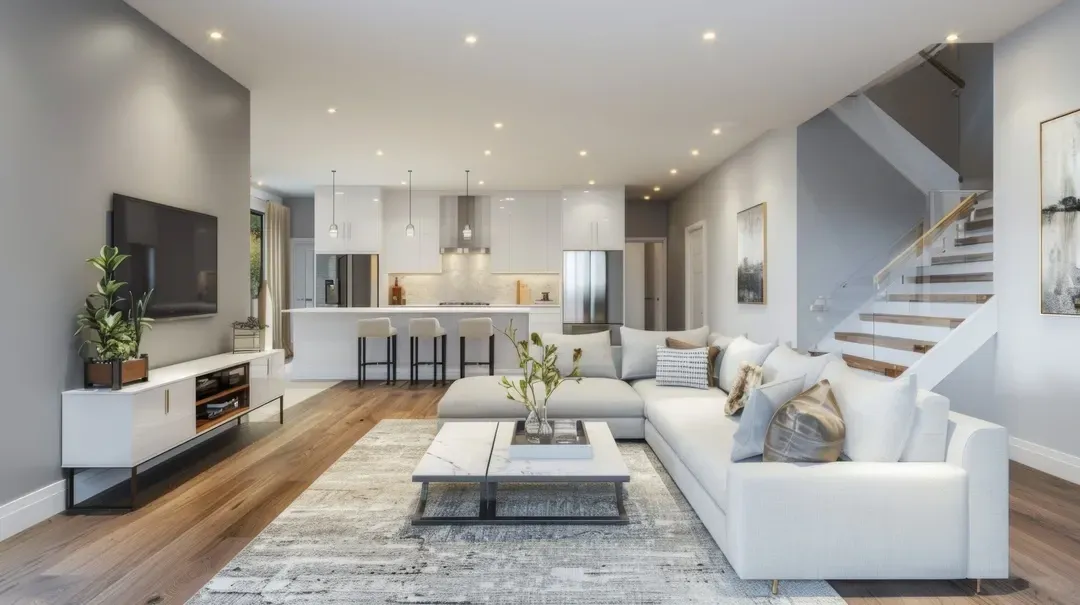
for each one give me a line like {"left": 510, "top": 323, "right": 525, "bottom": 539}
{"left": 439, "top": 376, "right": 642, "bottom": 418}
{"left": 541, "top": 331, "right": 617, "bottom": 378}
{"left": 620, "top": 326, "right": 709, "bottom": 380}
{"left": 731, "top": 375, "right": 806, "bottom": 461}
{"left": 647, "top": 399, "right": 740, "bottom": 512}
{"left": 717, "top": 337, "right": 778, "bottom": 392}
{"left": 763, "top": 380, "right": 846, "bottom": 463}
{"left": 761, "top": 345, "right": 836, "bottom": 391}
{"left": 631, "top": 378, "right": 727, "bottom": 419}
{"left": 903, "top": 390, "right": 950, "bottom": 462}
{"left": 820, "top": 359, "right": 917, "bottom": 462}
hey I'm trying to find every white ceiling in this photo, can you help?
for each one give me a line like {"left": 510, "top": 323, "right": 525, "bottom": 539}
{"left": 126, "top": 0, "right": 1058, "bottom": 199}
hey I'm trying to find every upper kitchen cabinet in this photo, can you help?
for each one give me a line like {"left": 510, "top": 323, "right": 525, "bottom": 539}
{"left": 314, "top": 185, "right": 383, "bottom": 254}
{"left": 382, "top": 190, "right": 441, "bottom": 274}
{"left": 562, "top": 187, "right": 625, "bottom": 250}
{"left": 489, "top": 192, "right": 562, "bottom": 274}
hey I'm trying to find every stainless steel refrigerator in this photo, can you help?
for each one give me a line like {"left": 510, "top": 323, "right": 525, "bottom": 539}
{"left": 563, "top": 250, "right": 624, "bottom": 345}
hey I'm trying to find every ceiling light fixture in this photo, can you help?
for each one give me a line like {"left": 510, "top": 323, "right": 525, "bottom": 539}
{"left": 484, "top": 150, "right": 492, "bottom": 156}
{"left": 712, "top": 127, "right": 721, "bottom": 135}
{"left": 691, "top": 149, "right": 700, "bottom": 156}
{"left": 328, "top": 170, "right": 339, "bottom": 238}
{"left": 256, "top": 180, "right": 263, "bottom": 186}
{"left": 946, "top": 33, "right": 960, "bottom": 43}
{"left": 702, "top": 31, "right": 716, "bottom": 42}
{"left": 462, "top": 170, "right": 473, "bottom": 241}
{"left": 401, "top": 180, "right": 407, "bottom": 185}
{"left": 670, "top": 169, "right": 678, "bottom": 175}
{"left": 654, "top": 186, "right": 661, "bottom": 192}
{"left": 327, "top": 107, "right": 337, "bottom": 114}
{"left": 405, "top": 170, "right": 415, "bottom": 237}
{"left": 588, "top": 180, "right": 596, "bottom": 185}
{"left": 478, "top": 180, "right": 485, "bottom": 185}
{"left": 376, "top": 149, "right": 384, "bottom": 156}
{"left": 209, "top": 31, "right": 224, "bottom": 41}
{"left": 644, "top": 195, "right": 651, "bottom": 200}
{"left": 494, "top": 122, "right": 504, "bottom": 129}
{"left": 465, "top": 34, "right": 478, "bottom": 45}
{"left": 579, "top": 150, "right": 588, "bottom": 157}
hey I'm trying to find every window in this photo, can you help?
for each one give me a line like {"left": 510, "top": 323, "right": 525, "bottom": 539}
{"left": 250, "top": 210, "right": 264, "bottom": 301}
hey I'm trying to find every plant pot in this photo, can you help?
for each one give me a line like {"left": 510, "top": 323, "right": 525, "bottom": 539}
{"left": 84, "top": 354, "right": 149, "bottom": 390}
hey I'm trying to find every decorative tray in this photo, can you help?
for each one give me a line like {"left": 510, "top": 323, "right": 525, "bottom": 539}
{"left": 508, "top": 420, "right": 593, "bottom": 459}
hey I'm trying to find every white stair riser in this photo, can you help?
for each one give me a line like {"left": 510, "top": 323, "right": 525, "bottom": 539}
{"left": 915, "top": 261, "right": 994, "bottom": 276}
{"left": 871, "top": 301, "right": 983, "bottom": 317}
{"left": 819, "top": 338, "right": 924, "bottom": 368}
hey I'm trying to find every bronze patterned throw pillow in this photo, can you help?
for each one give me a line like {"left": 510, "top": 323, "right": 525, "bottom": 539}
{"left": 763, "top": 379, "right": 846, "bottom": 463}
{"left": 724, "top": 361, "right": 763, "bottom": 415}
{"left": 666, "top": 338, "right": 721, "bottom": 387}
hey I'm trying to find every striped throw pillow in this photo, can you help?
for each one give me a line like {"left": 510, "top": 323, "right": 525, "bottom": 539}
{"left": 655, "top": 345, "right": 710, "bottom": 389}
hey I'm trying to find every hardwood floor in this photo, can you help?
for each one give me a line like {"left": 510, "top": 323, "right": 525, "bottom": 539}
{"left": 0, "top": 383, "right": 1077, "bottom": 604}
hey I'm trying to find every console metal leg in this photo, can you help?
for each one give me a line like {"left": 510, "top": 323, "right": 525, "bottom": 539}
{"left": 279, "top": 395, "right": 284, "bottom": 424}
{"left": 130, "top": 467, "right": 139, "bottom": 509}
{"left": 459, "top": 337, "right": 466, "bottom": 380}
{"left": 65, "top": 468, "right": 75, "bottom": 510}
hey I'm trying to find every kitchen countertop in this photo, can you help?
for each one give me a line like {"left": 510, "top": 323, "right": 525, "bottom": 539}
{"left": 285, "top": 305, "right": 561, "bottom": 314}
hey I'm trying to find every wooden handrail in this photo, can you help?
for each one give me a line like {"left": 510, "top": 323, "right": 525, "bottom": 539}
{"left": 874, "top": 193, "right": 979, "bottom": 287}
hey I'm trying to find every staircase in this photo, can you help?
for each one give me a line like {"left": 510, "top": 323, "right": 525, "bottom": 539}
{"left": 817, "top": 194, "right": 995, "bottom": 381}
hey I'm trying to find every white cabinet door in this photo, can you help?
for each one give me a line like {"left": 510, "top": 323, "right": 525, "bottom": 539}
{"left": 594, "top": 188, "right": 625, "bottom": 250}
{"left": 489, "top": 196, "right": 514, "bottom": 273}
{"left": 249, "top": 352, "right": 286, "bottom": 408}
{"left": 382, "top": 191, "right": 440, "bottom": 274}
{"left": 545, "top": 193, "right": 563, "bottom": 272}
{"left": 562, "top": 192, "right": 597, "bottom": 250}
{"left": 415, "top": 193, "right": 442, "bottom": 273}
{"left": 131, "top": 379, "right": 195, "bottom": 465}
{"left": 511, "top": 194, "right": 547, "bottom": 273}
{"left": 314, "top": 186, "right": 344, "bottom": 253}
{"left": 339, "top": 187, "right": 382, "bottom": 254}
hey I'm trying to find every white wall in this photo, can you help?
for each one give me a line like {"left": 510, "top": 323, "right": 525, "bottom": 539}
{"left": 668, "top": 129, "right": 798, "bottom": 345}
{"left": 991, "top": 0, "right": 1080, "bottom": 468}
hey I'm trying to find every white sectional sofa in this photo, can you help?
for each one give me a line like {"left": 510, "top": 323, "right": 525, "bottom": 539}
{"left": 436, "top": 330, "right": 1010, "bottom": 585}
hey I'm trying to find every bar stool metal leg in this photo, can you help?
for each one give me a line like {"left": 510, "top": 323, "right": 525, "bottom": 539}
{"left": 385, "top": 336, "right": 392, "bottom": 385}
{"left": 409, "top": 337, "right": 416, "bottom": 386}
{"left": 392, "top": 335, "right": 398, "bottom": 384}
{"left": 460, "top": 336, "right": 466, "bottom": 380}
{"left": 357, "top": 337, "right": 365, "bottom": 387}
{"left": 431, "top": 337, "right": 438, "bottom": 387}
{"left": 488, "top": 334, "right": 495, "bottom": 376}
{"left": 441, "top": 334, "right": 448, "bottom": 385}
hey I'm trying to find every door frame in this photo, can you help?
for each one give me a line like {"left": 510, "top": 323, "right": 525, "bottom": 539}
{"left": 626, "top": 236, "right": 667, "bottom": 330}
{"left": 684, "top": 221, "right": 707, "bottom": 329}
{"left": 290, "top": 238, "right": 316, "bottom": 309}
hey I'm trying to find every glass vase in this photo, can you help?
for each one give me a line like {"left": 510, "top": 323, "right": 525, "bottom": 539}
{"left": 525, "top": 407, "right": 553, "bottom": 444}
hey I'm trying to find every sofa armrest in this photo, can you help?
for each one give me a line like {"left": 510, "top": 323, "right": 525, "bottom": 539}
{"left": 945, "top": 412, "right": 1010, "bottom": 579}
{"left": 726, "top": 462, "right": 968, "bottom": 580}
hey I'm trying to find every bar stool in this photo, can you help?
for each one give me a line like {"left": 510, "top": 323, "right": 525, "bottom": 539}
{"left": 458, "top": 317, "right": 495, "bottom": 378}
{"left": 409, "top": 318, "right": 447, "bottom": 386}
{"left": 357, "top": 318, "right": 398, "bottom": 387}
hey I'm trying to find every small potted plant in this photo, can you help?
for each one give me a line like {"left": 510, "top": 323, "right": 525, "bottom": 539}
{"left": 499, "top": 320, "right": 582, "bottom": 443}
{"left": 76, "top": 246, "right": 154, "bottom": 390}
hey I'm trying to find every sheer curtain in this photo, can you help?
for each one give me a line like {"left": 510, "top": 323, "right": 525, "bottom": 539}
{"left": 265, "top": 203, "right": 293, "bottom": 357}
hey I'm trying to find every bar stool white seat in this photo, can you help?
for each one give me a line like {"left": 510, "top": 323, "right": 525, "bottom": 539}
{"left": 409, "top": 318, "right": 447, "bottom": 386}
{"left": 357, "top": 318, "right": 398, "bottom": 386}
{"left": 458, "top": 317, "right": 495, "bottom": 378}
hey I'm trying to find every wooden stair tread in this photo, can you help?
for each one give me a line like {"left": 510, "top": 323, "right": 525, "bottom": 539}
{"left": 859, "top": 313, "right": 964, "bottom": 328}
{"left": 887, "top": 293, "right": 992, "bottom": 304}
{"left": 956, "top": 234, "right": 993, "bottom": 246}
{"left": 966, "top": 218, "right": 993, "bottom": 231}
{"left": 834, "top": 332, "right": 935, "bottom": 354}
{"left": 910, "top": 272, "right": 993, "bottom": 284}
{"left": 931, "top": 252, "right": 993, "bottom": 265}
{"left": 842, "top": 354, "right": 907, "bottom": 378}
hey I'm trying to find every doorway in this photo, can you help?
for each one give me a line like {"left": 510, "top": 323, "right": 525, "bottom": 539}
{"left": 684, "top": 222, "right": 706, "bottom": 329}
{"left": 625, "top": 238, "right": 667, "bottom": 331}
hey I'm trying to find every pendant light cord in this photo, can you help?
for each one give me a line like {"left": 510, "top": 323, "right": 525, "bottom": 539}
{"left": 408, "top": 170, "right": 413, "bottom": 222}
{"left": 331, "top": 169, "right": 337, "bottom": 224}
{"left": 465, "top": 170, "right": 470, "bottom": 196}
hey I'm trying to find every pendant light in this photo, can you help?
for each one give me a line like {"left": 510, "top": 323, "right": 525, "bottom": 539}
{"left": 405, "top": 170, "right": 415, "bottom": 237}
{"left": 462, "top": 169, "right": 473, "bottom": 241}
{"left": 328, "top": 169, "right": 339, "bottom": 238}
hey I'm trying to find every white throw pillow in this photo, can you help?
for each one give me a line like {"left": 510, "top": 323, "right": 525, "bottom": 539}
{"left": 819, "top": 360, "right": 918, "bottom": 462}
{"left": 761, "top": 345, "right": 837, "bottom": 391}
{"left": 730, "top": 375, "right": 806, "bottom": 461}
{"left": 619, "top": 326, "right": 710, "bottom": 380}
{"left": 717, "top": 337, "right": 778, "bottom": 393}
{"left": 540, "top": 331, "right": 618, "bottom": 379}
{"left": 710, "top": 332, "right": 738, "bottom": 384}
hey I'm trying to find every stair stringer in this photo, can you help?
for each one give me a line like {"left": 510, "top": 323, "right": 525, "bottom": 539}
{"left": 900, "top": 295, "right": 998, "bottom": 391}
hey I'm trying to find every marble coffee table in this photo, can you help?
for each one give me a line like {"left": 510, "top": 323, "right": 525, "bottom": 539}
{"left": 411, "top": 421, "right": 630, "bottom": 525}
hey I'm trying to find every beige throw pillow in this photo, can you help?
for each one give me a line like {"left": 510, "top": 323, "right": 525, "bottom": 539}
{"left": 725, "top": 361, "right": 763, "bottom": 416}
{"left": 763, "top": 380, "right": 846, "bottom": 463}
{"left": 667, "top": 338, "right": 721, "bottom": 387}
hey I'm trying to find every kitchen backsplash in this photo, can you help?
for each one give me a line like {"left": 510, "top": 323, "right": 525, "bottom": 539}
{"left": 389, "top": 254, "right": 560, "bottom": 305}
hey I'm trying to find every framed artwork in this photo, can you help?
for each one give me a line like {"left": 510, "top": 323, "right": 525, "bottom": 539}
{"left": 736, "top": 202, "right": 767, "bottom": 305}
{"left": 1041, "top": 108, "right": 1080, "bottom": 316}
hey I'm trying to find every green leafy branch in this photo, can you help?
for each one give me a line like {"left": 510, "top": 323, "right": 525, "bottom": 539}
{"left": 75, "top": 246, "right": 153, "bottom": 362}
{"left": 498, "top": 319, "right": 582, "bottom": 414}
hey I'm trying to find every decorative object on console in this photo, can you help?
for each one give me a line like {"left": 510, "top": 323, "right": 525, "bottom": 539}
{"left": 724, "top": 361, "right": 763, "bottom": 415}
{"left": 499, "top": 320, "right": 582, "bottom": 443}
{"left": 655, "top": 345, "right": 710, "bottom": 390}
{"left": 736, "top": 202, "right": 766, "bottom": 304}
{"left": 820, "top": 359, "right": 917, "bottom": 462}
{"left": 731, "top": 374, "right": 806, "bottom": 461}
{"left": 619, "top": 325, "right": 709, "bottom": 380}
{"left": 717, "top": 336, "right": 777, "bottom": 392}
{"left": 666, "top": 337, "right": 721, "bottom": 387}
{"left": 231, "top": 317, "right": 266, "bottom": 353}
{"left": 76, "top": 246, "right": 154, "bottom": 390}
{"left": 1040, "top": 107, "right": 1080, "bottom": 315}
{"left": 763, "top": 380, "right": 846, "bottom": 463}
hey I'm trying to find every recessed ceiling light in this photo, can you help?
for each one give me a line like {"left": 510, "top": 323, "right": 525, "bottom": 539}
{"left": 373, "top": 198, "right": 379, "bottom": 202}
{"left": 691, "top": 149, "right": 700, "bottom": 156}
{"left": 465, "top": 34, "right": 478, "bottom": 45}
{"left": 256, "top": 180, "right": 263, "bottom": 186}
{"left": 335, "top": 191, "right": 344, "bottom": 195}
{"left": 376, "top": 150, "right": 384, "bottom": 156}
{"left": 946, "top": 33, "right": 960, "bottom": 43}
{"left": 494, "top": 122, "right": 504, "bottom": 129}
{"left": 478, "top": 180, "right": 485, "bottom": 185}
{"left": 579, "top": 150, "right": 588, "bottom": 157}
{"left": 327, "top": 107, "right": 337, "bottom": 114}
{"left": 588, "top": 180, "right": 596, "bottom": 185}
{"left": 670, "top": 169, "right": 678, "bottom": 175}
{"left": 702, "top": 31, "right": 716, "bottom": 42}
{"left": 712, "top": 127, "right": 721, "bottom": 135}
{"left": 209, "top": 31, "right": 224, "bottom": 41}
{"left": 401, "top": 180, "right": 407, "bottom": 185}
{"left": 484, "top": 150, "right": 492, "bottom": 156}
{"left": 584, "top": 190, "right": 590, "bottom": 194}
{"left": 653, "top": 186, "right": 661, "bottom": 192}
{"left": 644, "top": 195, "right": 651, "bottom": 200}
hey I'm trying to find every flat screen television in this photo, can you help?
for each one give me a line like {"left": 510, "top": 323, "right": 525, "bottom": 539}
{"left": 111, "top": 194, "right": 218, "bottom": 318}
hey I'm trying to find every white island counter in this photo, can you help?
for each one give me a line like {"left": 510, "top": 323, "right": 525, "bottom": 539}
{"left": 285, "top": 306, "right": 562, "bottom": 381}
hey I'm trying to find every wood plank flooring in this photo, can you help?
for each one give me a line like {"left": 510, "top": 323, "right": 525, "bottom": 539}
{"left": 1, "top": 382, "right": 1077, "bottom": 604}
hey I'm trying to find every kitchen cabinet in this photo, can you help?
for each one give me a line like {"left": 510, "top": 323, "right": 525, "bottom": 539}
{"left": 561, "top": 187, "right": 625, "bottom": 250}
{"left": 489, "top": 192, "right": 562, "bottom": 274}
{"left": 382, "top": 191, "right": 441, "bottom": 274}
{"left": 315, "top": 186, "right": 383, "bottom": 254}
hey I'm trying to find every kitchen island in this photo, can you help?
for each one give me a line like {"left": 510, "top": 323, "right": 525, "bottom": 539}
{"left": 284, "top": 306, "right": 562, "bottom": 381}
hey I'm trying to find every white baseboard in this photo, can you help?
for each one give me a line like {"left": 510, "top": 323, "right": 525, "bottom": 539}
{"left": 1010, "top": 437, "right": 1080, "bottom": 485}
{"left": 0, "top": 480, "right": 66, "bottom": 541}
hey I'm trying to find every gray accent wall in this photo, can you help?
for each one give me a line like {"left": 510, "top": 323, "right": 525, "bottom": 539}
{"left": 796, "top": 111, "right": 925, "bottom": 349}
{"left": 0, "top": 0, "right": 250, "bottom": 504}
{"left": 625, "top": 200, "right": 669, "bottom": 239}
{"left": 284, "top": 197, "right": 315, "bottom": 238}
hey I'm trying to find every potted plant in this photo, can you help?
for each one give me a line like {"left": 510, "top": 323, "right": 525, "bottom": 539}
{"left": 76, "top": 246, "right": 154, "bottom": 390}
{"left": 499, "top": 320, "right": 582, "bottom": 443}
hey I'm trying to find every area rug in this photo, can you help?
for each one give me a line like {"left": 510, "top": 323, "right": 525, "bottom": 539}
{"left": 188, "top": 420, "right": 845, "bottom": 604}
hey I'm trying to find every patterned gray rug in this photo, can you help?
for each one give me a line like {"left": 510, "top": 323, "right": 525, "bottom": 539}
{"left": 189, "top": 420, "right": 845, "bottom": 604}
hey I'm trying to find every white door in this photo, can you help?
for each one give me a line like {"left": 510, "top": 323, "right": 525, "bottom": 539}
{"left": 624, "top": 242, "right": 646, "bottom": 329}
{"left": 645, "top": 240, "right": 667, "bottom": 330}
{"left": 686, "top": 223, "right": 706, "bottom": 329}
{"left": 291, "top": 239, "right": 316, "bottom": 309}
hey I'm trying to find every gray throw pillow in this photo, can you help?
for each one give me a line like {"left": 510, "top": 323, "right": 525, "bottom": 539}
{"left": 764, "top": 380, "right": 846, "bottom": 463}
{"left": 540, "top": 331, "right": 617, "bottom": 379}
{"left": 730, "top": 375, "right": 806, "bottom": 461}
{"left": 619, "top": 326, "right": 709, "bottom": 380}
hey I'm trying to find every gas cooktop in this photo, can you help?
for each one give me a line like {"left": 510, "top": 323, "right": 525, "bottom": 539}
{"left": 437, "top": 302, "right": 491, "bottom": 306}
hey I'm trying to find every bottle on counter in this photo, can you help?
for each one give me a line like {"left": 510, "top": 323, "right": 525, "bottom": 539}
{"left": 390, "top": 277, "right": 403, "bottom": 306}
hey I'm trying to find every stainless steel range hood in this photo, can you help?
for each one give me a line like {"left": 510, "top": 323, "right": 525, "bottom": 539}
{"left": 440, "top": 194, "right": 490, "bottom": 253}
